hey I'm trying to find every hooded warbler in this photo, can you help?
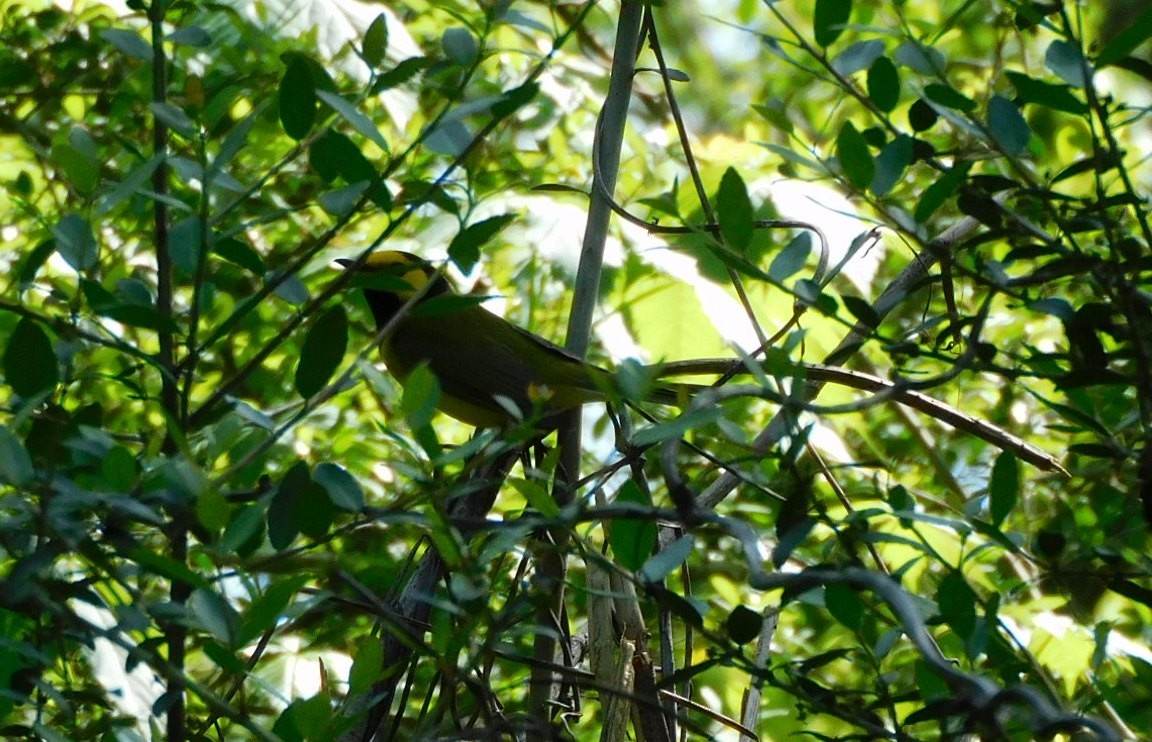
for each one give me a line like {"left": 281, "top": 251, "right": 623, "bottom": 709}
{"left": 340, "top": 251, "right": 692, "bottom": 429}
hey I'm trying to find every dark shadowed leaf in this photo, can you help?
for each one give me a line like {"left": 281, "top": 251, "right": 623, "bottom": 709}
{"left": 314, "top": 462, "right": 365, "bottom": 512}
{"left": 448, "top": 214, "right": 516, "bottom": 273}
{"left": 279, "top": 55, "right": 316, "bottom": 140}
{"left": 989, "top": 452, "right": 1019, "bottom": 527}
{"left": 362, "top": 13, "right": 388, "bottom": 68}
{"left": 4, "top": 318, "right": 58, "bottom": 398}
{"left": 814, "top": 0, "right": 852, "bottom": 47}
{"left": 867, "top": 56, "right": 900, "bottom": 111}
{"left": 837, "top": 121, "right": 874, "bottom": 189}
{"left": 726, "top": 605, "right": 763, "bottom": 644}
{"left": 295, "top": 306, "right": 348, "bottom": 398}
{"left": 825, "top": 583, "right": 865, "bottom": 630}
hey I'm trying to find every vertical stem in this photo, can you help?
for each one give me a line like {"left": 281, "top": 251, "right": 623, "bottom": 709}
{"left": 147, "top": 2, "right": 187, "bottom": 740}
{"left": 528, "top": 2, "right": 645, "bottom": 736}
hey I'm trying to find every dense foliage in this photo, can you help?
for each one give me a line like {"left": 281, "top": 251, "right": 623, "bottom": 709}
{"left": 1, "top": 0, "right": 1150, "bottom": 739}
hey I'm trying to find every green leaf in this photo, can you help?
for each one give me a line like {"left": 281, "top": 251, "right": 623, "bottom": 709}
{"left": 924, "top": 83, "right": 976, "bottom": 111}
{"left": 1004, "top": 71, "right": 1087, "bottom": 114}
{"left": 1045, "top": 40, "right": 1088, "bottom": 88}
{"left": 836, "top": 121, "right": 874, "bottom": 189}
{"left": 102, "top": 445, "right": 138, "bottom": 492}
{"left": 631, "top": 407, "right": 723, "bottom": 448}
{"left": 50, "top": 141, "right": 98, "bottom": 194}
{"left": 609, "top": 480, "right": 656, "bottom": 571}
{"left": 319, "top": 181, "right": 370, "bottom": 216}
{"left": 908, "top": 99, "right": 938, "bottom": 131}
{"left": 238, "top": 575, "right": 309, "bottom": 646}
{"left": 987, "top": 95, "right": 1031, "bottom": 155}
{"left": 638, "top": 533, "right": 694, "bottom": 584}
{"left": 726, "top": 605, "right": 763, "bottom": 644}
{"left": 269, "top": 462, "right": 307, "bottom": 550}
{"left": 100, "top": 27, "right": 153, "bottom": 61}
{"left": 831, "top": 39, "right": 884, "bottom": 76}
{"left": 314, "top": 462, "right": 365, "bottom": 512}
{"left": 279, "top": 55, "right": 316, "bottom": 140}
{"left": 362, "top": 13, "right": 388, "bottom": 68}
{"left": 936, "top": 570, "right": 976, "bottom": 640}
{"left": 316, "top": 90, "right": 389, "bottom": 152}
{"left": 894, "top": 41, "right": 946, "bottom": 74}
{"left": 866, "top": 56, "right": 900, "bottom": 112}
{"left": 96, "top": 154, "right": 162, "bottom": 215}
{"left": 348, "top": 636, "right": 384, "bottom": 694}
{"left": 0, "top": 426, "right": 34, "bottom": 486}
{"left": 507, "top": 476, "right": 560, "bottom": 518}
{"left": 4, "top": 317, "right": 58, "bottom": 398}
{"left": 989, "top": 451, "right": 1019, "bottom": 527}
{"left": 150, "top": 102, "right": 196, "bottom": 137}
{"left": 871, "top": 134, "right": 913, "bottom": 196}
{"left": 214, "top": 237, "right": 265, "bottom": 275}
{"left": 220, "top": 505, "right": 266, "bottom": 557}
{"left": 751, "top": 101, "right": 793, "bottom": 134}
{"left": 448, "top": 214, "right": 516, "bottom": 273}
{"left": 295, "top": 306, "right": 348, "bottom": 398}
{"left": 841, "top": 294, "right": 879, "bottom": 328}
{"left": 813, "top": 0, "right": 852, "bottom": 47}
{"left": 769, "top": 233, "right": 811, "bottom": 281}
{"left": 716, "top": 167, "right": 753, "bottom": 253}
{"left": 166, "top": 25, "right": 211, "bottom": 47}
{"left": 129, "top": 546, "right": 212, "bottom": 591}
{"left": 887, "top": 483, "right": 913, "bottom": 513}
{"left": 53, "top": 213, "right": 98, "bottom": 271}
{"left": 81, "top": 280, "right": 178, "bottom": 332}
{"left": 189, "top": 587, "right": 239, "bottom": 645}
{"left": 196, "top": 486, "right": 229, "bottom": 534}
{"left": 825, "top": 583, "right": 864, "bottom": 630}
{"left": 491, "top": 82, "right": 540, "bottom": 120}
{"left": 371, "top": 56, "right": 432, "bottom": 93}
{"left": 402, "top": 363, "right": 442, "bottom": 431}
{"left": 914, "top": 162, "right": 970, "bottom": 223}
{"left": 442, "top": 27, "right": 478, "bottom": 66}
{"left": 424, "top": 119, "right": 471, "bottom": 157}
{"left": 1096, "top": 5, "right": 1152, "bottom": 67}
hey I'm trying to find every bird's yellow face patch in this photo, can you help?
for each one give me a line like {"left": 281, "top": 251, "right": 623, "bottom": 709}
{"left": 345, "top": 252, "right": 435, "bottom": 298}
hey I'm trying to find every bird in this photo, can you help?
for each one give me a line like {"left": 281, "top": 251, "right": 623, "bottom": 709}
{"left": 338, "top": 251, "right": 694, "bottom": 429}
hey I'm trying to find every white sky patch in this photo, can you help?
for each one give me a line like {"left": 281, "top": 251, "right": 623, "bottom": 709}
{"left": 70, "top": 599, "right": 166, "bottom": 737}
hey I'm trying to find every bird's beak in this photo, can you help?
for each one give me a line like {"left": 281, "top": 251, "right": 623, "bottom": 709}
{"left": 335, "top": 258, "right": 354, "bottom": 268}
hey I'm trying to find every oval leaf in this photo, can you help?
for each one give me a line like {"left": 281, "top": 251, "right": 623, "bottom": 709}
{"left": 363, "top": 13, "right": 388, "bottom": 68}
{"left": 867, "top": 56, "right": 900, "bottom": 112}
{"left": 989, "top": 451, "right": 1019, "bottom": 527}
{"left": 716, "top": 167, "right": 753, "bottom": 253}
{"left": 4, "top": 317, "right": 58, "bottom": 398}
{"left": 987, "top": 95, "right": 1031, "bottom": 155}
{"left": 814, "top": 0, "right": 852, "bottom": 47}
{"left": 447, "top": 214, "right": 516, "bottom": 273}
{"left": 279, "top": 56, "right": 316, "bottom": 140}
{"left": 837, "top": 121, "right": 874, "bottom": 189}
{"left": 295, "top": 306, "right": 348, "bottom": 398}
